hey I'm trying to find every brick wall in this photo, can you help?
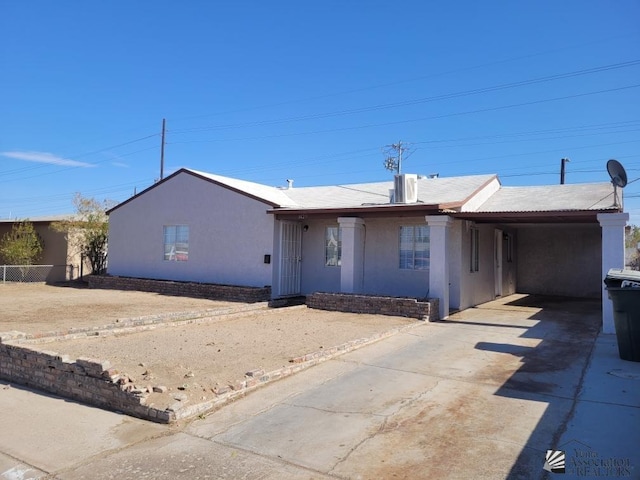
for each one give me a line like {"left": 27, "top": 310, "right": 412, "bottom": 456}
{"left": 87, "top": 275, "right": 271, "bottom": 303}
{"left": 306, "top": 292, "right": 439, "bottom": 321}
{"left": 0, "top": 339, "right": 174, "bottom": 423}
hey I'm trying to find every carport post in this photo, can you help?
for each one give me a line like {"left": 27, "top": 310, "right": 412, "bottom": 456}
{"left": 426, "top": 215, "right": 453, "bottom": 319}
{"left": 597, "top": 212, "right": 629, "bottom": 334}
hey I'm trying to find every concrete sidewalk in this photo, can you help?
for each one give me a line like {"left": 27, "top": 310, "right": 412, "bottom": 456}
{"left": 556, "top": 334, "right": 640, "bottom": 479}
{"left": 1, "top": 295, "right": 638, "bottom": 479}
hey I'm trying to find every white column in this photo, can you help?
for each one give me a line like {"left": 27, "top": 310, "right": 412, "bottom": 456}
{"left": 426, "top": 215, "right": 453, "bottom": 319}
{"left": 598, "top": 212, "right": 629, "bottom": 334}
{"left": 338, "top": 217, "right": 365, "bottom": 293}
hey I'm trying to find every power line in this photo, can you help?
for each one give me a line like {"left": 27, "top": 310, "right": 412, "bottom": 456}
{"left": 167, "top": 120, "right": 640, "bottom": 153}
{"left": 170, "top": 60, "right": 640, "bottom": 135}
{"left": 0, "top": 134, "right": 159, "bottom": 178}
{"left": 382, "top": 141, "right": 410, "bottom": 174}
{"left": 0, "top": 145, "right": 160, "bottom": 183}
{"left": 168, "top": 84, "right": 640, "bottom": 146}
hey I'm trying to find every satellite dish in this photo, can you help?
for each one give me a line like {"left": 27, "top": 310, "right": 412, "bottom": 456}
{"left": 606, "top": 159, "right": 627, "bottom": 208}
{"left": 607, "top": 159, "right": 628, "bottom": 188}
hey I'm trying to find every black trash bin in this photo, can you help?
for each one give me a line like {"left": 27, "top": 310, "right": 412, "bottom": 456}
{"left": 605, "top": 268, "right": 640, "bottom": 362}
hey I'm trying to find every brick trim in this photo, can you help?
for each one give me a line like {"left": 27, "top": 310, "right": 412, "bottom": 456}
{"left": 87, "top": 275, "right": 271, "bottom": 303}
{"left": 306, "top": 292, "right": 439, "bottom": 321}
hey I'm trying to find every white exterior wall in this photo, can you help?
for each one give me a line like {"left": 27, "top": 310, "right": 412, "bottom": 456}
{"left": 108, "top": 172, "right": 274, "bottom": 287}
{"left": 339, "top": 217, "right": 366, "bottom": 293}
{"left": 362, "top": 217, "right": 430, "bottom": 298}
{"left": 450, "top": 221, "right": 517, "bottom": 311}
{"left": 295, "top": 216, "right": 430, "bottom": 298}
{"left": 297, "top": 219, "right": 341, "bottom": 295}
{"left": 426, "top": 215, "right": 453, "bottom": 318}
{"left": 457, "top": 222, "right": 498, "bottom": 310}
{"left": 460, "top": 177, "right": 501, "bottom": 211}
{"left": 598, "top": 212, "right": 629, "bottom": 334}
{"left": 448, "top": 220, "right": 463, "bottom": 310}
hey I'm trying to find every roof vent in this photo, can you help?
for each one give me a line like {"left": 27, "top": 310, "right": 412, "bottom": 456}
{"left": 393, "top": 174, "right": 418, "bottom": 203}
{"left": 286, "top": 179, "right": 294, "bottom": 189}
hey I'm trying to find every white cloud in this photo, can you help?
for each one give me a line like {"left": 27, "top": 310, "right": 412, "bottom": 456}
{"left": 1, "top": 151, "right": 94, "bottom": 168}
{"left": 111, "top": 162, "right": 129, "bottom": 168}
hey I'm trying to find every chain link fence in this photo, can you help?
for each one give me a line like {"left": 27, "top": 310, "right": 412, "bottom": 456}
{"left": 1, "top": 265, "right": 74, "bottom": 283}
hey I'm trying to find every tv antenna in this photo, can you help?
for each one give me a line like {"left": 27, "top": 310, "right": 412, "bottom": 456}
{"left": 606, "top": 159, "right": 627, "bottom": 209}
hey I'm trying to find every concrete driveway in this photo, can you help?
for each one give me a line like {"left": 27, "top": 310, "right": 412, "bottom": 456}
{"left": 2, "top": 294, "right": 638, "bottom": 479}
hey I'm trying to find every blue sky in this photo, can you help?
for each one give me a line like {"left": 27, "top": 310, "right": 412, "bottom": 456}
{"left": 1, "top": 1, "right": 639, "bottom": 224}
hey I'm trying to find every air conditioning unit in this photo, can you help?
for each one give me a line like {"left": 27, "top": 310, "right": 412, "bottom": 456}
{"left": 393, "top": 174, "right": 418, "bottom": 203}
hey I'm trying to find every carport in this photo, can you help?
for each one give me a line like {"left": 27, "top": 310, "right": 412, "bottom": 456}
{"left": 453, "top": 183, "right": 629, "bottom": 335}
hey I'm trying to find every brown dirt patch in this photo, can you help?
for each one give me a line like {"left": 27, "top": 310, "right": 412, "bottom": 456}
{"left": 1, "top": 284, "right": 417, "bottom": 411}
{"left": 0, "top": 283, "right": 236, "bottom": 334}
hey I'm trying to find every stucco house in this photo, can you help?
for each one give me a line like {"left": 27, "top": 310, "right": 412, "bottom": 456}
{"left": 0, "top": 215, "right": 84, "bottom": 283}
{"left": 107, "top": 168, "right": 628, "bottom": 333}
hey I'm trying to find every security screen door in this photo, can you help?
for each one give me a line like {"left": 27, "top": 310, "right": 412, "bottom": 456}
{"left": 279, "top": 222, "right": 302, "bottom": 296}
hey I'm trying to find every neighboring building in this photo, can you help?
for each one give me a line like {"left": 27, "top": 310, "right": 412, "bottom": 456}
{"left": 107, "top": 168, "right": 627, "bottom": 332}
{"left": 626, "top": 247, "right": 640, "bottom": 269}
{"left": 0, "top": 215, "right": 83, "bottom": 283}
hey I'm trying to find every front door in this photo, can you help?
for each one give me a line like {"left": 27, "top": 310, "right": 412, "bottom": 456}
{"left": 279, "top": 222, "right": 302, "bottom": 296}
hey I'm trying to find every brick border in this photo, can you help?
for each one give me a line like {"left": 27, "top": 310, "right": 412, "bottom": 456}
{"left": 0, "top": 341, "right": 174, "bottom": 422}
{"left": 87, "top": 275, "right": 271, "bottom": 303}
{"left": 1, "top": 303, "right": 269, "bottom": 344}
{"left": 307, "top": 292, "right": 439, "bottom": 321}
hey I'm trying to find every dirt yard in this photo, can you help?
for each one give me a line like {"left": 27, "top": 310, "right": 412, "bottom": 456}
{"left": 1, "top": 283, "right": 418, "bottom": 411}
{"left": 0, "top": 283, "right": 237, "bottom": 334}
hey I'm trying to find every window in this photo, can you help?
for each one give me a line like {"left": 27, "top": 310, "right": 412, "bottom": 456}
{"left": 164, "top": 225, "right": 189, "bottom": 261}
{"left": 325, "top": 226, "right": 341, "bottom": 266}
{"left": 470, "top": 227, "right": 479, "bottom": 272}
{"left": 399, "top": 225, "right": 429, "bottom": 270}
{"left": 506, "top": 233, "right": 514, "bottom": 263}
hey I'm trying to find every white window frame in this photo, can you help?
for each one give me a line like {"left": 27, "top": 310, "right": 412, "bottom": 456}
{"left": 325, "top": 226, "right": 342, "bottom": 267}
{"left": 399, "top": 225, "right": 430, "bottom": 270}
{"left": 164, "top": 225, "right": 189, "bottom": 261}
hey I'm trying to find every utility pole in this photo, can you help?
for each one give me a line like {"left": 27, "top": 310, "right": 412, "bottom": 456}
{"left": 160, "top": 118, "right": 166, "bottom": 180}
{"left": 560, "top": 157, "right": 570, "bottom": 184}
{"left": 383, "top": 141, "right": 409, "bottom": 174}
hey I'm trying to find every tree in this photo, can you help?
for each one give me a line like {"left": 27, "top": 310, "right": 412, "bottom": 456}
{"left": 626, "top": 225, "right": 640, "bottom": 249}
{"left": 0, "top": 220, "right": 44, "bottom": 265}
{"left": 53, "top": 194, "right": 115, "bottom": 276}
{"left": 627, "top": 225, "right": 640, "bottom": 270}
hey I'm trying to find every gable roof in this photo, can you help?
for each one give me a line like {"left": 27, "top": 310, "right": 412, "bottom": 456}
{"left": 107, "top": 167, "right": 621, "bottom": 223}
{"left": 187, "top": 169, "right": 298, "bottom": 208}
{"left": 474, "top": 182, "right": 616, "bottom": 212}
{"left": 108, "top": 168, "right": 497, "bottom": 214}
{"left": 108, "top": 168, "right": 298, "bottom": 214}
{"left": 453, "top": 182, "right": 619, "bottom": 223}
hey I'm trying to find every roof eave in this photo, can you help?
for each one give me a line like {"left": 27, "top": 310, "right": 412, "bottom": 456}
{"left": 452, "top": 207, "right": 621, "bottom": 224}
{"left": 107, "top": 168, "right": 283, "bottom": 215}
{"left": 269, "top": 202, "right": 463, "bottom": 218}
{"left": 107, "top": 168, "right": 188, "bottom": 215}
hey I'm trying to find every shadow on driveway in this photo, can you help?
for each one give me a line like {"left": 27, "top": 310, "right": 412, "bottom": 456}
{"left": 470, "top": 295, "right": 611, "bottom": 478}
